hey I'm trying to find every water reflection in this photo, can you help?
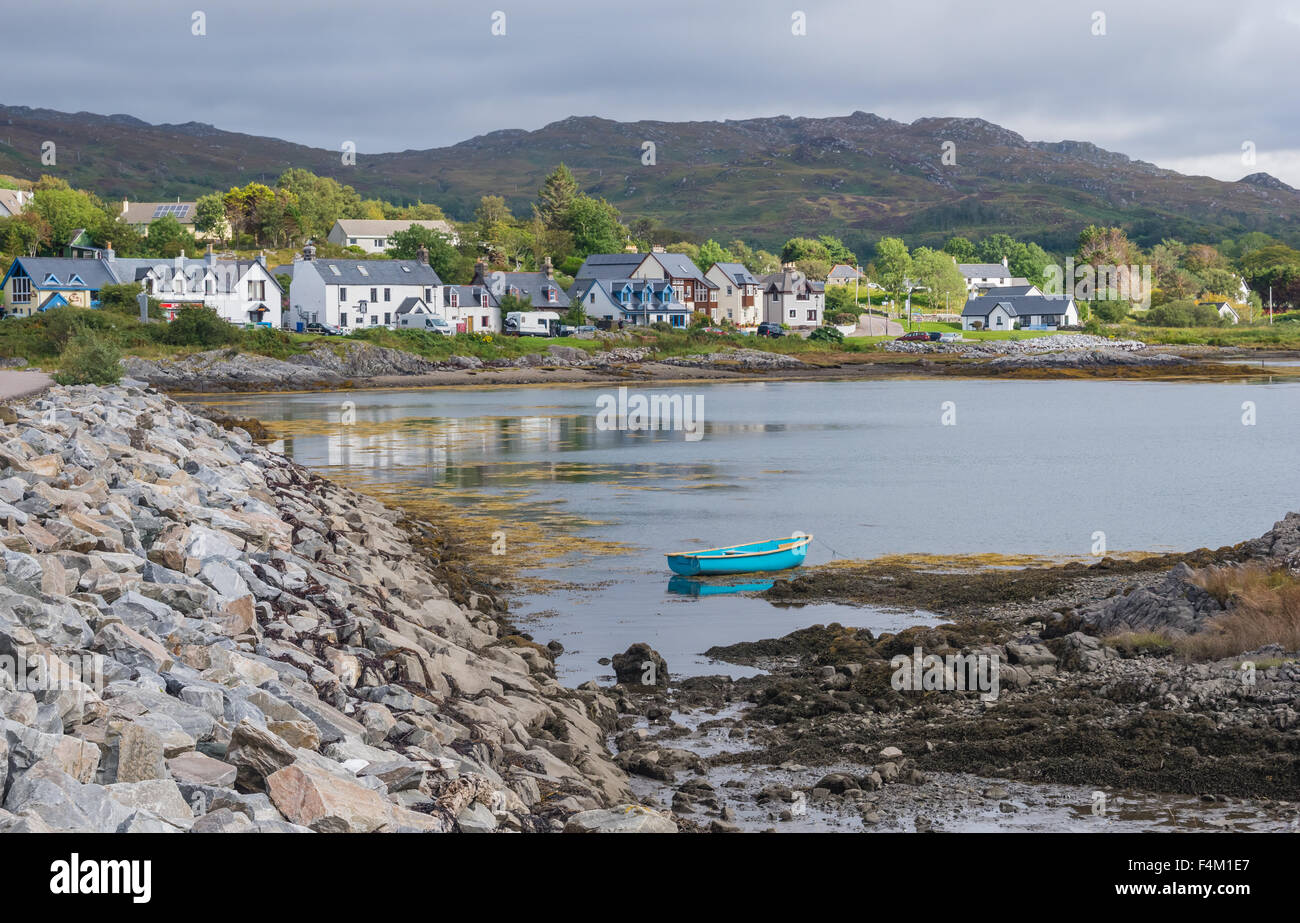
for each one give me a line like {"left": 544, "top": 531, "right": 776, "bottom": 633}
{"left": 667, "top": 576, "right": 776, "bottom": 596}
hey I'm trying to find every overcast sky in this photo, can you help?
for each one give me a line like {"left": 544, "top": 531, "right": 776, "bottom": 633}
{"left": 10, "top": 0, "right": 1300, "bottom": 186}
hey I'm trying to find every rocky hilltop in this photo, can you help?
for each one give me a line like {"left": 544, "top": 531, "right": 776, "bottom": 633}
{"left": 0, "top": 383, "right": 664, "bottom": 833}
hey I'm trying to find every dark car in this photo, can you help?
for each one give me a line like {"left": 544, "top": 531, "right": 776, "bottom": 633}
{"left": 757, "top": 322, "right": 786, "bottom": 338}
{"left": 305, "top": 322, "right": 342, "bottom": 336}
{"left": 894, "top": 331, "right": 931, "bottom": 342}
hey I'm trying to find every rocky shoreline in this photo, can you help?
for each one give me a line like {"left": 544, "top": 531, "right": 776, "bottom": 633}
{"left": 114, "top": 337, "right": 1284, "bottom": 394}
{"left": 0, "top": 383, "right": 672, "bottom": 833}
{"left": 596, "top": 531, "right": 1300, "bottom": 832}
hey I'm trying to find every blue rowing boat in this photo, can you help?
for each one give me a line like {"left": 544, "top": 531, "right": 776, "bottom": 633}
{"left": 665, "top": 534, "right": 812, "bottom": 576}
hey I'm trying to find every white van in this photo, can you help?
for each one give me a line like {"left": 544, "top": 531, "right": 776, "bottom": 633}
{"left": 400, "top": 315, "right": 454, "bottom": 336}
{"left": 504, "top": 311, "right": 561, "bottom": 337}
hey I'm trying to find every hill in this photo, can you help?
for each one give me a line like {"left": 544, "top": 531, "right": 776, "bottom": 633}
{"left": 1, "top": 103, "right": 1296, "bottom": 252}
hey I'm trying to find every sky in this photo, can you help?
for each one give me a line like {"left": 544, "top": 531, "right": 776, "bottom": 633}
{"left": 8, "top": 0, "right": 1300, "bottom": 186}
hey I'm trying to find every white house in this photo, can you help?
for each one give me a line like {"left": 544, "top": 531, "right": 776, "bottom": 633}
{"left": 958, "top": 258, "right": 1013, "bottom": 295}
{"left": 1204, "top": 301, "right": 1241, "bottom": 324}
{"left": 825, "top": 264, "right": 863, "bottom": 285}
{"left": 0, "top": 188, "right": 33, "bottom": 218}
{"left": 759, "top": 270, "right": 824, "bottom": 327}
{"left": 441, "top": 284, "right": 500, "bottom": 333}
{"left": 327, "top": 219, "right": 458, "bottom": 254}
{"left": 0, "top": 246, "right": 281, "bottom": 326}
{"left": 705, "top": 262, "right": 763, "bottom": 325}
{"left": 288, "top": 244, "right": 443, "bottom": 331}
{"left": 574, "top": 250, "right": 716, "bottom": 317}
{"left": 568, "top": 277, "right": 687, "bottom": 327}
{"left": 960, "top": 293, "right": 1079, "bottom": 331}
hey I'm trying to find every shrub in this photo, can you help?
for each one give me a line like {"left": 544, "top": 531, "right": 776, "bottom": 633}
{"left": 54, "top": 331, "right": 122, "bottom": 385}
{"left": 1090, "top": 299, "right": 1131, "bottom": 323}
{"left": 164, "top": 306, "right": 239, "bottom": 347}
{"left": 808, "top": 325, "right": 845, "bottom": 343}
{"left": 1142, "top": 299, "right": 1222, "bottom": 328}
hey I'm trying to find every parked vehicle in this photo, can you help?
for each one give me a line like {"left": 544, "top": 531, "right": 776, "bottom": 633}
{"left": 504, "top": 311, "right": 561, "bottom": 337}
{"left": 757, "top": 322, "right": 786, "bottom": 338}
{"left": 666, "top": 534, "right": 813, "bottom": 576}
{"left": 894, "top": 331, "right": 931, "bottom": 341}
{"left": 305, "top": 322, "right": 343, "bottom": 336}
{"left": 927, "top": 332, "right": 943, "bottom": 341}
{"left": 404, "top": 315, "right": 454, "bottom": 336}
{"left": 938, "top": 332, "right": 963, "bottom": 342}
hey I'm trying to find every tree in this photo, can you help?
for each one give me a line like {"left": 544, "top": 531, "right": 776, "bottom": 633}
{"left": 943, "top": 237, "right": 977, "bottom": 262}
{"left": 781, "top": 237, "right": 830, "bottom": 264}
{"left": 873, "top": 237, "right": 912, "bottom": 296}
{"left": 387, "top": 224, "right": 462, "bottom": 280}
{"left": 825, "top": 284, "right": 859, "bottom": 317}
{"left": 536, "top": 164, "right": 579, "bottom": 230}
{"left": 222, "top": 183, "right": 276, "bottom": 243}
{"left": 1007, "top": 241, "right": 1051, "bottom": 287}
{"left": 817, "top": 235, "right": 856, "bottom": 266}
{"left": 976, "top": 233, "right": 1017, "bottom": 264}
{"left": 144, "top": 215, "right": 198, "bottom": 258}
{"left": 561, "top": 196, "right": 627, "bottom": 258}
{"left": 1142, "top": 299, "right": 1222, "bottom": 327}
{"left": 696, "top": 239, "right": 733, "bottom": 269}
{"left": 275, "top": 168, "right": 363, "bottom": 240}
{"left": 29, "top": 177, "right": 111, "bottom": 252}
{"left": 193, "top": 193, "right": 228, "bottom": 241}
{"left": 910, "top": 247, "right": 968, "bottom": 312}
{"left": 1076, "top": 225, "right": 1136, "bottom": 268}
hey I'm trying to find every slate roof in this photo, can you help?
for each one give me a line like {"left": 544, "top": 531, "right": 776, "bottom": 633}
{"left": 958, "top": 262, "right": 1013, "bottom": 279}
{"left": 472, "top": 270, "right": 569, "bottom": 308}
{"left": 443, "top": 285, "right": 497, "bottom": 309}
{"left": 979, "top": 284, "right": 1040, "bottom": 297}
{"left": 5, "top": 257, "right": 119, "bottom": 289}
{"left": 827, "top": 263, "right": 862, "bottom": 281}
{"left": 760, "top": 270, "right": 825, "bottom": 294}
{"left": 573, "top": 253, "right": 646, "bottom": 280}
{"left": 570, "top": 277, "right": 685, "bottom": 313}
{"left": 960, "top": 294, "right": 1075, "bottom": 317}
{"left": 711, "top": 262, "right": 759, "bottom": 286}
{"left": 644, "top": 252, "right": 716, "bottom": 287}
{"left": 311, "top": 259, "right": 443, "bottom": 286}
{"left": 333, "top": 219, "right": 456, "bottom": 238}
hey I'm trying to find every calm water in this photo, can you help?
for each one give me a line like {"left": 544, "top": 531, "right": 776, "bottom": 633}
{"left": 200, "top": 376, "right": 1300, "bottom": 682}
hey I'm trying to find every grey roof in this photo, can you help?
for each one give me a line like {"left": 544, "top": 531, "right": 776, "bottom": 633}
{"left": 644, "top": 252, "right": 716, "bottom": 287}
{"left": 574, "top": 253, "right": 646, "bottom": 280}
{"left": 6, "top": 257, "right": 119, "bottom": 289}
{"left": 826, "top": 263, "right": 861, "bottom": 280}
{"left": 312, "top": 259, "right": 443, "bottom": 286}
{"left": 711, "top": 262, "right": 758, "bottom": 286}
{"left": 333, "top": 218, "right": 455, "bottom": 238}
{"left": 471, "top": 270, "right": 569, "bottom": 308}
{"left": 979, "top": 283, "right": 1040, "bottom": 297}
{"left": 394, "top": 296, "right": 428, "bottom": 315}
{"left": 958, "top": 262, "right": 1012, "bottom": 279}
{"left": 760, "top": 270, "right": 825, "bottom": 294}
{"left": 960, "top": 294, "right": 1075, "bottom": 318}
{"left": 443, "top": 284, "right": 497, "bottom": 308}
{"left": 570, "top": 277, "right": 685, "bottom": 314}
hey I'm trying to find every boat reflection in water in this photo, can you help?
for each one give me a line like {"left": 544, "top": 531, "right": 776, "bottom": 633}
{"left": 667, "top": 576, "right": 776, "bottom": 597}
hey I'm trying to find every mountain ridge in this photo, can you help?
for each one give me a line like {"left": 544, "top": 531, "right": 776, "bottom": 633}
{"left": 0, "top": 102, "right": 1296, "bottom": 252}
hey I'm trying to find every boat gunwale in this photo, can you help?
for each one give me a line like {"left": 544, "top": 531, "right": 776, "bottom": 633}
{"left": 666, "top": 534, "right": 813, "bottom": 561}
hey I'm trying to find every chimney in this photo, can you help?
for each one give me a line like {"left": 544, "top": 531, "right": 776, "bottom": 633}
{"left": 1001, "top": 256, "right": 1008, "bottom": 268}
{"left": 302, "top": 241, "right": 316, "bottom": 261}
{"left": 256, "top": 250, "right": 266, "bottom": 267}
{"left": 543, "top": 256, "right": 553, "bottom": 279}
{"left": 206, "top": 242, "right": 216, "bottom": 268}
{"left": 104, "top": 241, "right": 115, "bottom": 261}
{"left": 121, "top": 198, "right": 128, "bottom": 216}
{"left": 474, "top": 258, "right": 486, "bottom": 282}
{"left": 416, "top": 244, "right": 429, "bottom": 265}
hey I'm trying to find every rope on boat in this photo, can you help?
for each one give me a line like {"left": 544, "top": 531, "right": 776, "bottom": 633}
{"left": 815, "top": 535, "right": 842, "bottom": 559}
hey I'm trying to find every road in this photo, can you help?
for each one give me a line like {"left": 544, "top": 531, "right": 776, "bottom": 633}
{"left": 852, "top": 314, "right": 904, "bottom": 337}
{"left": 0, "top": 370, "right": 54, "bottom": 402}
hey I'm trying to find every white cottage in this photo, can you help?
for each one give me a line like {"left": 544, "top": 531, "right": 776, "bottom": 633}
{"left": 288, "top": 245, "right": 443, "bottom": 331}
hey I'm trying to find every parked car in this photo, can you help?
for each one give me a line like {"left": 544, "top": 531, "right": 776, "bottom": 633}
{"left": 894, "top": 331, "right": 931, "bottom": 342}
{"left": 305, "top": 322, "right": 342, "bottom": 336}
{"left": 927, "top": 332, "right": 943, "bottom": 341}
{"left": 757, "top": 322, "right": 786, "bottom": 338}
{"left": 938, "top": 332, "right": 963, "bottom": 343}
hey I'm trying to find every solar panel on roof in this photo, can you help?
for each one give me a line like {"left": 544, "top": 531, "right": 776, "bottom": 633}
{"left": 152, "top": 204, "right": 190, "bottom": 219}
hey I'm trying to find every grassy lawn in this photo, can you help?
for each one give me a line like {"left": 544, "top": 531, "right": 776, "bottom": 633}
{"left": 1115, "top": 322, "right": 1300, "bottom": 349}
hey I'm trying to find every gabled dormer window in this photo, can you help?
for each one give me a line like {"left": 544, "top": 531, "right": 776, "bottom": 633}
{"left": 69, "top": 274, "right": 85, "bottom": 287}
{"left": 619, "top": 284, "right": 631, "bottom": 305}
{"left": 448, "top": 290, "right": 459, "bottom": 308}
{"left": 43, "top": 273, "right": 61, "bottom": 286}
{"left": 546, "top": 286, "right": 556, "bottom": 303}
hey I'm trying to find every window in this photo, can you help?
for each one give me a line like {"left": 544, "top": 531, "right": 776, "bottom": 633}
{"left": 12, "top": 274, "right": 31, "bottom": 304}
{"left": 358, "top": 266, "right": 369, "bottom": 277}
{"left": 994, "top": 315, "right": 1004, "bottom": 326}
{"left": 384, "top": 313, "right": 391, "bottom": 325}
{"left": 248, "top": 280, "right": 265, "bottom": 300}
{"left": 710, "top": 290, "right": 717, "bottom": 302}
{"left": 788, "top": 310, "right": 796, "bottom": 318}
{"left": 807, "top": 310, "right": 817, "bottom": 321}
{"left": 546, "top": 286, "right": 556, "bottom": 303}
{"left": 448, "top": 290, "right": 459, "bottom": 308}
{"left": 339, "top": 287, "right": 347, "bottom": 301}
{"left": 481, "top": 316, "right": 489, "bottom": 327}
{"left": 383, "top": 288, "right": 391, "bottom": 302}
{"left": 589, "top": 293, "right": 596, "bottom": 304}
{"left": 205, "top": 278, "right": 213, "bottom": 294}
{"left": 726, "top": 285, "right": 733, "bottom": 296}
{"left": 329, "top": 265, "right": 341, "bottom": 276}
{"left": 370, "top": 315, "right": 378, "bottom": 326}
{"left": 348, "top": 238, "right": 357, "bottom": 245}
{"left": 340, "top": 314, "right": 349, "bottom": 326}
{"left": 671, "top": 314, "right": 685, "bottom": 328}
{"left": 424, "top": 287, "right": 433, "bottom": 302}
{"left": 370, "top": 288, "right": 377, "bottom": 302}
